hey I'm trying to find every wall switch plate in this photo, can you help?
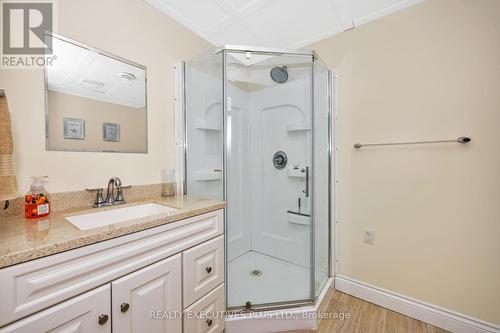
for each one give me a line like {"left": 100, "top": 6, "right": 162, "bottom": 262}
{"left": 363, "top": 229, "right": 375, "bottom": 245}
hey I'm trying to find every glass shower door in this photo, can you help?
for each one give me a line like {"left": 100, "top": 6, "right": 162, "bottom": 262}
{"left": 224, "top": 50, "right": 315, "bottom": 310}
{"left": 313, "top": 56, "right": 331, "bottom": 296}
{"left": 185, "top": 49, "right": 224, "bottom": 201}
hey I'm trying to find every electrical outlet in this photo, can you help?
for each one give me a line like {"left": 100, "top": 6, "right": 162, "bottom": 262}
{"left": 363, "top": 229, "right": 375, "bottom": 245}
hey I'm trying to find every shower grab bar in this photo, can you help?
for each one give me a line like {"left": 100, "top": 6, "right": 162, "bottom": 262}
{"left": 301, "top": 167, "right": 309, "bottom": 198}
{"left": 354, "top": 136, "right": 471, "bottom": 149}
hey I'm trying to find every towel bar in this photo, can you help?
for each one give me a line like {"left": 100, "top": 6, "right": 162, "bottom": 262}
{"left": 354, "top": 137, "right": 471, "bottom": 149}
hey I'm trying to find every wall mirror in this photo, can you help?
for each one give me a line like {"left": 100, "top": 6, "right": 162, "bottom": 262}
{"left": 45, "top": 33, "right": 147, "bottom": 153}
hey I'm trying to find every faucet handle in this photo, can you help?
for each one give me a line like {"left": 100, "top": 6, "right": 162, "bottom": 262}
{"left": 85, "top": 188, "right": 105, "bottom": 207}
{"left": 115, "top": 185, "right": 132, "bottom": 203}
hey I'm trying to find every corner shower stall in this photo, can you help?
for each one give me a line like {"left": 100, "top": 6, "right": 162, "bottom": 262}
{"left": 184, "top": 45, "right": 332, "bottom": 312}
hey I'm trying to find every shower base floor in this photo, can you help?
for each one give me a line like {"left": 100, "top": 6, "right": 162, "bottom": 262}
{"left": 227, "top": 251, "right": 310, "bottom": 308}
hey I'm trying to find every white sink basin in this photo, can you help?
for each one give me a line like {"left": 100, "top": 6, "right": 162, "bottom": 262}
{"left": 66, "top": 203, "right": 177, "bottom": 230}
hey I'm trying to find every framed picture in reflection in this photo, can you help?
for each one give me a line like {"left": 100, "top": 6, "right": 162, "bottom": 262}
{"left": 103, "top": 122, "right": 120, "bottom": 142}
{"left": 63, "top": 118, "right": 85, "bottom": 139}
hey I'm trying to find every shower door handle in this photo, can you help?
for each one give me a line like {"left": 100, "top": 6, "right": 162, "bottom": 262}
{"left": 301, "top": 166, "right": 309, "bottom": 198}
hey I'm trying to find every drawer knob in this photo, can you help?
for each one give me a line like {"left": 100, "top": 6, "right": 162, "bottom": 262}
{"left": 205, "top": 266, "right": 213, "bottom": 273}
{"left": 206, "top": 319, "right": 213, "bottom": 327}
{"left": 120, "top": 303, "right": 130, "bottom": 313}
{"left": 98, "top": 314, "right": 109, "bottom": 325}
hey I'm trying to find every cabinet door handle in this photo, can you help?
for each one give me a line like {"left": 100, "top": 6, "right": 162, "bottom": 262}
{"left": 206, "top": 319, "right": 213, "bottom": 327}
{"left": 205, "top": 266, "right": 212, "bottom": 273}
{"left": 98, "top": 314, "right": 109, "bottom": 325}
{"left": 120, "top": 303, "right": 130, "bottom": 313}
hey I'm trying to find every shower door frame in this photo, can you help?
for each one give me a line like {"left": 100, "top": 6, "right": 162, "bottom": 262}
{"left": 180, "top": 45, "right": 333, "bottom": 313}
{"left": 216, "top": 45, "right": 333, "bottom": 313}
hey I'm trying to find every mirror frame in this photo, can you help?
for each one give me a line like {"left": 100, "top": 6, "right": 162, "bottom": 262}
{"left": 44, "top": 32, "right": 148, "bottom": 153}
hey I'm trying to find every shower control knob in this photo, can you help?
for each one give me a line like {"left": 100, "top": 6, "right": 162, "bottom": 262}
{"left": 273, "top": 151, "right": 288, "bottom": 169}
{"left": 205, "top": 266, "right": 213, "bottom": 273}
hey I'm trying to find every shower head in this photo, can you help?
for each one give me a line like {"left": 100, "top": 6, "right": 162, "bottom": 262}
{"left": 270, "top": 66, "right": 288, "bottom": 83}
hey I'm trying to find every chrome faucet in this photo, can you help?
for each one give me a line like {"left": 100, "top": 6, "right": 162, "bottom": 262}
{"left": 105, "top": 177, "right": 120, "bottom": 205}
{"left": 86, "top": 177, "right": 131, "bottom": 208}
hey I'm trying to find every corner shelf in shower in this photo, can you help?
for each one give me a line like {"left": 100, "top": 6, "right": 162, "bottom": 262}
{"left": 194, "top": 118, "right": 222, "bottom": 132}
{"left": 287, "top": 121, "right": 310, "bottom": 132}
{"left": 287, "top": 168, "right": 306, "bottom": 178}
{"left": 194, "top": 169, "right": 222, "bottom": 181}
{"left": 287, "top": 211, "right": 311, "bottom": 226}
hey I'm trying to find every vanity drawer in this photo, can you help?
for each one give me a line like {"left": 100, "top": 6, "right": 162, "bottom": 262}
{"left": 0, "top": 209, "right": 223, "bottom": 326}
{"left": 183, "top": 283, "right": 225, "bottom": 333}
{"left": 183, "top": 235, "right": 224, "bottom": 308}
{"left": 0, "top": 285, "right": 111, "bottom": 333}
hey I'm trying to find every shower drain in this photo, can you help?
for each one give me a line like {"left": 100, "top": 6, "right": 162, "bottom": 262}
{"left": 250, "top": 269, "right": 263, "bottom": 277}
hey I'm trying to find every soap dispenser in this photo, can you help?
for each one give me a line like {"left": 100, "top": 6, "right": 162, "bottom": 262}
{"left": 24, "top": 176, "right": 50, "bottom": 219}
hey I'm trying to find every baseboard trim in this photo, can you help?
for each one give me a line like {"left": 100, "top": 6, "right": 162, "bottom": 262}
{"left": 334, "top": 275, "right": 499, "bottom": 333}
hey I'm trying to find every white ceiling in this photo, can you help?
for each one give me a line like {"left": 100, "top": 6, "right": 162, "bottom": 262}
{"left": 144, "top": 0, "right": 423, "bottom": 49}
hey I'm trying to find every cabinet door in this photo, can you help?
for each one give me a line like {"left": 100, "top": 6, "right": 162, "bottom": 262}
{"left": 112, "top": 254, "right": 182, "bottom": 333}
{"left": 0, "top": 285, "right": 111, "bottom": 333}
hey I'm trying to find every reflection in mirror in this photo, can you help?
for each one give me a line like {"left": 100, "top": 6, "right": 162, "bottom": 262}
{"left": 45, "top": 33, "right": 147, "bottom": 153}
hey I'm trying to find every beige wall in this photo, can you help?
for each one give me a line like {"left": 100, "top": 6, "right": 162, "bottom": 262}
{"left": 0, "top": 0, "right": 210, "bottom": 192}
{"left": 47, "top": 91, "right": 147, "bottom": 152}
{"left": 311, "top": 0, "right": 500, "bottom": 324}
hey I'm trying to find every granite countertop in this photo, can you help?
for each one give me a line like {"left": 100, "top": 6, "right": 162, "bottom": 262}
{"left": 0, "top": 196, "right": 225, "bottom": 269}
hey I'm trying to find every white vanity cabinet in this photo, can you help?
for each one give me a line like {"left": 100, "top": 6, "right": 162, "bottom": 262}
{"left": 0, "top": 209, "right": 225, "bottom": 333}
{"left": 0, "top": 285, "right": 111, "bottom": 333}
{"left": 183, "top": 236, "right": 224, "bottom": 307}
{"left": 112, "top": 254, "right": 182, "bottom": 333}
{"left": 183, "top": 284, "right": 225, "bottom": 333}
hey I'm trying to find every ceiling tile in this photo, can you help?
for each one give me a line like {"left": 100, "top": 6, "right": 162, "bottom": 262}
{"left": 153, "top": 0, "right": 230, "bottom": 31}
{"left": 210, "top": 22, "right": 263, "bottom": 46}
{"left": 145, "top": 0, "right": 424, "bottom": 48}
{"left": 243, "top": 0, "right": 343, "bottom": 48}
{"left": 224, "top": 0, "right": 261, "bottom": 13}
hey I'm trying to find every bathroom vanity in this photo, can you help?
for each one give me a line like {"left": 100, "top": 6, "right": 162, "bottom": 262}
{"left": 0, "top": 197, "right": 225, "bottom": 333}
